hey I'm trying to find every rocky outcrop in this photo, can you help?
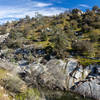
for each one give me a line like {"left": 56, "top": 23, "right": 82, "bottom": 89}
{"left": 19, "top": 58, "right": 91, "bottom": 91}
{"left": 73, "top": 65, "right": 100, "bottom": 100}
{"left": 0, "top": 33, "right": 9, "bottom": 43}
{"left": 18, "top": 58, "right": 100, "bottom": 100}
{"left": 65, "top": 59, "right": 91, "bottom": 89}
{"left": 0, "top": 60, "right": 45, "bottom": 100}
{"left": 0, "top": 57, "right": 100, "bottom": 100}
{"left": 73, "top": 78, "right": 100, "bottom": 100}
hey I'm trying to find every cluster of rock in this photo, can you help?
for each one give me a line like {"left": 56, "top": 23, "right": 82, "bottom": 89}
{"left": 18, "top": 58, "right": 100, "bottom": 100}
{"left": 19, "top": 59, "right": 90, "bottom": 91}
{"left": 0, "top": 57, "right": 100, "bottom": 100}
{"left": 0, "top": 59, "right": 46, "bottom": 100}
{"left": 13, "top": 57, "right": 99, "bottom": 100}
{"left": 73, "top": 65, "right": 100, "bottom": 100}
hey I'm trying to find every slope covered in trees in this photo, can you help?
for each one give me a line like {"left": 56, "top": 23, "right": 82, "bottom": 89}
{"left": 0, "top": 6, "right": 100, "bottom": 65}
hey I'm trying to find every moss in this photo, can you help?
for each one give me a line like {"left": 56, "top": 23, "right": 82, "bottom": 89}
{"left": 56, "top": 61, "right": 60, "bottom": 65}
{"left": 77, "top": 57, "right": 100, "bottom": 66}
{"left": 34, "top": 40, "right": 53, "bottom": 48}
{"left": 15, "top": 88, "right": 40, "bottom": 100}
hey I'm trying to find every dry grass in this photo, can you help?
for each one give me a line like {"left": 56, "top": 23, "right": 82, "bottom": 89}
{"left": 0, "top": 85, "right": 12, "bottom": 100}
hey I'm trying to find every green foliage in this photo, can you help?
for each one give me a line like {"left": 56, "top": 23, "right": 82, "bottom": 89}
{"left": 70, "top": 20, "right": 78, "bottom": 30}
{"left": 82, "top": 24, "right": 93, "bottom": 33}
{"left": 51, "top": 28, "right": 68, "bottom": 58}
{"left": 89, "top": 30, "right": 100, "bottom": 42}
{"left": 6, "top": 40, "right": 22, "bottom": 49}
{"left": 92, "top": 5, "right": 99, "bottom": 11}
{"left": 15, "top": 88, "right": 40, "bottom": 100}
{"left": 78, "top": 57, "right": 100, "bottom": 66}
{"left": 40, "top": 30, "right": 48, "bottom": 41}
{"left": 72, "top": 40, "right": 93, "bottom": 56}
{"left": 0, "top": 6, "right": 100, "bottom": 59}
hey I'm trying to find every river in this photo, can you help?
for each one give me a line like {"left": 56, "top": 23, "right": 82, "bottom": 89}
{"left": 56, "top": 93, "right": 91, "bottom": 100}
{"left": 40, "top": 89, "right": 92, "bottom": 100}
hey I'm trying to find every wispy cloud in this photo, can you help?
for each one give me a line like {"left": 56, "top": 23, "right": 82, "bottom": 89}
{"left": 33, "top": 2, "right": 53, "bottom": 7}
{"left": 0, "top": 6, "right": 65, "bottom": 18}
{"left": 0, "top": 0, "right": 66, "bottom": 24}
{"left": 79, "top": 4, "right": 91, "bottom": 8}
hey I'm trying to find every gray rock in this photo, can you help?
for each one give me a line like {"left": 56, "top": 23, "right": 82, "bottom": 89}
{"left": 66, "top": 59, "right": 78, "bottom": 76}
{"left": 21, "top": 58, "right": 90, "bottom": 91}
{"left": 96, "top": 65, "right": 100, "bottom": 74}
{"left": 0, "top": 33, "right": 9, "bottom": 43}
{"left": 73, "top": 79, "right": 100, "bottom": 100}
{"left": 1, "top": 57, "right": 100, "bottom": 100}
{"left": 72, "top": 65, "right": 100, "bottom": 100}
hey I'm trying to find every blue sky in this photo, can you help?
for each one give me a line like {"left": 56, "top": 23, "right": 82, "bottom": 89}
{"left": 0, "top": 0, "right": 100, "bottom": 24}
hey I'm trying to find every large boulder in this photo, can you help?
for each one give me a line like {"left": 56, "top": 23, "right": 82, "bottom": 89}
{"left": 37, "top": 59, "right": 67, "bottom": 90}
{"left": 73, "top": 78, "right": 100, "bottom": 100}
{"left": 73, "top": 65, "right": 100, "bottom": 100}
{"left": 20, "top": 58, "right": 91, "bottom": 91}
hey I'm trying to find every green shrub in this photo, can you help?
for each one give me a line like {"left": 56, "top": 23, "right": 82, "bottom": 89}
{"left": 72, "top": 40, "right": 93, "bottom": 56}
{"left": 78, "top": 57, "right": 100, "bottom": 66}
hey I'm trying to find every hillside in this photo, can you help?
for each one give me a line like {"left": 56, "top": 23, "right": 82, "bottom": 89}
{"left": 0, "top": 6, "right": 100, "bottom": 65}
{"left": 0, "top": 6, "right": 100, "bottom": 100}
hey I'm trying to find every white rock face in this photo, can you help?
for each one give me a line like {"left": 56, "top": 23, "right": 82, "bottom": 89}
{"left": 66, "top": 59, "right": 78, "bottom": 75}
{"left": 74, "top": 71, "right": 82, "bottom": 79}
{"left": 0, "top": 33, "right": 9, "bottom": 43}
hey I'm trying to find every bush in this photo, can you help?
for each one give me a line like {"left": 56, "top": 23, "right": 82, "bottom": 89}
{"left": 82, "top": 24, "right": 93, "bottom": 32}
{"left": 1, "top": 75, "right": 27, "bottom": 93}
{"left": 15, "top": 88, "right": 40, "bottom": 100}
{"left": 53, "top": 33, "right": 68, "bottom": 58}
{"left": 72, "top": 40, "right": 93, "bottom": 56}
{"left": 89, "top": 30, "right": 100, "bottom": 42}
{"left": 70, "top": 20, "right": 78, "bottom": 30}
{"left": 6, "top": 40, "right": 22, "bottom": 49}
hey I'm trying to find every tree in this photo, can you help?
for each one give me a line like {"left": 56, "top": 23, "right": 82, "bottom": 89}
{"left": 72, "top": 9, "right": 80, "bottom": 14}
{"left": 89, "top": 30, "right": 100, "bottom": 42}
{"left": 25, "top": 15, "right": 30, "bottom": 21}
{"left": 91, "top": 22, "right": 100, "bottom": 29}
{"left": 53, "top": 34, "right": 67, "bottom": 58}
{"left": 40, "top": 29, "right": 48, "bottom": 41}
{"left": 82, "top": 24, "right": 93, "bottom": 32}
{"left": 92, "top": 5, "right": 99, "bottom": 11}
{"left": 70, "top": 20, "right": 78, "bottom": 30}
{"left": 51, "top": 27, "right": 68, "bottom": 58}
{"left": 71, "top": 9, "right": 82, "bottom": 20}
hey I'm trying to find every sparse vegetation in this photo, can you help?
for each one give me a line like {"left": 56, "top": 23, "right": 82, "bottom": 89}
{"left": 0, "top": 6, "right": 100, "bottom": 67}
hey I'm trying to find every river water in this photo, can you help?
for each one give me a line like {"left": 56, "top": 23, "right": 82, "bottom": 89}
{"left": 40, "top": 89, "right": 91, "bottom": 100}
{"left": 46, "top": 94, "right": 91, "bottom": 100}
{"left": 56, "top": 93, "right": 91, "bottom": 100}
